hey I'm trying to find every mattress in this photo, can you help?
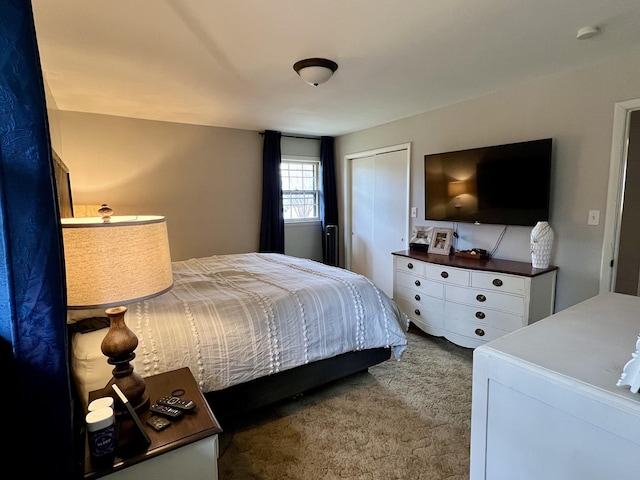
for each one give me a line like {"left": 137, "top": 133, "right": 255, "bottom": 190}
{"left": 70, "top": 253, "right": 409, "bottom": 406}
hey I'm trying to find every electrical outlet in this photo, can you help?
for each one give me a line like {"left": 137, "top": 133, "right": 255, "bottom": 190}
{"left": 588, "top": 210, "right": 600, "bottom": 226}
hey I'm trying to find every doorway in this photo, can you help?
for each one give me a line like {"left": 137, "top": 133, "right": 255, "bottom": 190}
{"left": 600, "top": 99, "right": 640, "bottom": 293}
{"left": 614, "top": 110, "right": 640, "bottom": 294}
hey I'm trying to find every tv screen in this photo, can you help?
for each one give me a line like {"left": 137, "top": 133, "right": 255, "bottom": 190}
{"left": 424, "top": 138, "right": 552, "bottom": 226}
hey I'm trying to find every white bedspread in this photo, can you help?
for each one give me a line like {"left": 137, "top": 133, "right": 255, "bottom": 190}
{"left": 71, "top": 253, "right": 408, "bottom": 404}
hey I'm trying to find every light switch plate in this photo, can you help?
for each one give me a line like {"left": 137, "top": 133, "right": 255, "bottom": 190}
{"left": 588, "top": 210, "right": 600, "bottom": 225}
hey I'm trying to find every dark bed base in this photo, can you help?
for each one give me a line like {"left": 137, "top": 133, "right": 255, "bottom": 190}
{"left": 204, "top": 347, "right": 391, "bottom": 425}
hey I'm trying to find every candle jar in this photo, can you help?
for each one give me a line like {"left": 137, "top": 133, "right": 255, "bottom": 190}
{"left": 86, "top": 406, "right": 116, "bottom": 463}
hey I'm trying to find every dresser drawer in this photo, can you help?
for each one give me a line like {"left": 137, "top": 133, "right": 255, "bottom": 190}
{"left": 396, "top": 298, "right": 445, "bottom": 330}
{"left": 395, "top": 256, "right": 425, "bottom": 276}
{"left": 395, "top": 271, "right": 444, "bottom": 298}
{"left": 424, "top": 263, "right": 470, "bottom": 286}
{"left": 446, "top": 285, "right": 525, "bottom": 315}
{"left": 444, "top": 301, "right": 524, "bottom": 331}
{"left": 471, "top": 271, "right": 526, "bottom": 295}
{"left": 396, "top": 289, "right": 444, "bottom": 313}
{"left": 444, "top": 315, "right": 512, "bottom": 343}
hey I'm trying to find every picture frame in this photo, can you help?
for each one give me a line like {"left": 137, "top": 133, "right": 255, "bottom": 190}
{"left": 410, "top": 225, "right": 431, "bottom": 244}
{"left": 430, "top": 227, "right": 454, "bottom": 256}
{"left": 52, "top": 149, "right": 74, "bottom": 218}
{"left": 410, "top": 225, "right": 431, "bottom": 252}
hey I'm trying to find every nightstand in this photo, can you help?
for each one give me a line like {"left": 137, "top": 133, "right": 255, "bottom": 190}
{"left": 84, "top": 367, "right": 222, "bottom": 480}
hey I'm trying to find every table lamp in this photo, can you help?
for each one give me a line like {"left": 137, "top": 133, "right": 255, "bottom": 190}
{"left": 62, "top": 205, "right": 173, "bottom": 411}
{"left": 447, "top": 181, "right": 467, "bottom": 210}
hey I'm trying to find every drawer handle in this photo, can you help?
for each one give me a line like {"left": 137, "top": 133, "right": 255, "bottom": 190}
{"left": 414, "top": 309, "right": 421, "bottom": 316}
{"left": 440, "top": 271, "right": 449, "bottom": 279}
{"left": 407, "top": 262, "right": 414, "bottom": 269}
{"left": 475, "top": 311, "right": 485, "bottom": 319}
{"left": 475, "top": 328, "right": 485, "bottom": 337}
{"left": 414, "top": 294, "right": 421, "bottom": 301}
{"left": 492, "top": 279, "right": 503, "bottom": 287}
{"left": 476, "top": 294, "right": 486, "bottom": 302}
{"left": 415, "top": 280, "right": 421, "bottom": 287}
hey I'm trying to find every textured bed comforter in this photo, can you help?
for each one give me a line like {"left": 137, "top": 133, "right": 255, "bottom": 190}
{"left": 71, "top": 253, "right": 408, "bottom": 403}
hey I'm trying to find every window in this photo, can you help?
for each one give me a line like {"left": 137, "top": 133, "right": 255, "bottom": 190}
{"left": 281, "top": 157, "right": 320, "bottom": 222}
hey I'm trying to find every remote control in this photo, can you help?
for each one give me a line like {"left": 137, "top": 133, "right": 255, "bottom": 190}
{"left": 147, "top": 415, "right": 171, "bottom": 431}
{"left": 157, "top": 395, "right": 196, "bottom": 410}
{"left": 149, "top": 402, "right": 183, "bottom": 418}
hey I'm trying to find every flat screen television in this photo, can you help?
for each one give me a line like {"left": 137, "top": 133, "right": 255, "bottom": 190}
{"left": 424, "top": 138, "right": 552, "bottom": 226}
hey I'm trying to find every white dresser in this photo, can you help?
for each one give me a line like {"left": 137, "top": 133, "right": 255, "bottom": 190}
{"left": 470, "top": 292, "right": 640, "bottom": 479}
{"left": 392, "top": 250, "right": 557, "bottom": 348}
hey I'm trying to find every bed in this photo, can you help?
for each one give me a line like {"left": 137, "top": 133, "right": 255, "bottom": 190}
{"left": 69, "top": 252, "right": 409, "bottom": 422}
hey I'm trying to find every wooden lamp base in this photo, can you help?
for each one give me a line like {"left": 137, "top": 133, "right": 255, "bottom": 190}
{"left": 101, "top": 306, "right": 149, "bottom": 413}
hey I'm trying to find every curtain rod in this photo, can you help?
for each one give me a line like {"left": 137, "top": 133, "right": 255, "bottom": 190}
{"left": 259, "top": 132, "right": 321, "bottom": 140}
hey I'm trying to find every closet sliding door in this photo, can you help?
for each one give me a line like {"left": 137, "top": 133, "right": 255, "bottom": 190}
{"left": 348, "top": 145, "right": 410, "bottom": 298}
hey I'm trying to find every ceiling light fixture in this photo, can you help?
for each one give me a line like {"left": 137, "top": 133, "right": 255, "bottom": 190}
{"left": 576, "top": 26, "right": 599, "bottom": 40}
{"left": 293, "top": 58, "right": 338, "bottom": 86}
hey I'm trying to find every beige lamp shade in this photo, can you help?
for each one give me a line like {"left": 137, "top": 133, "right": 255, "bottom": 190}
{"left": 62, "top": 215, "right": 173, "bottom": 308}
{"left": 447, "top": 181, "right": 467, "bottom": 197}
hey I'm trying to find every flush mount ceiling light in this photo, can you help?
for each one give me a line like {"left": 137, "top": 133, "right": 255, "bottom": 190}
{"left": 576, "top": 26, "right": 600, "bottom": 40}
{"left": 293, "top": 58, "right": 338, "bottom": 86}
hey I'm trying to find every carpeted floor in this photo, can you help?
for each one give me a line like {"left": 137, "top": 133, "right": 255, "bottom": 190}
{"left": 217, "top": 326, "right": 474, "bottom": 479}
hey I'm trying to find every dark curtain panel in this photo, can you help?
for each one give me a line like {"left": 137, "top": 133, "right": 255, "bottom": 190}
{"left": 320, "top": 136, "right": 339, "bottom": 263}
{"left": 0, "top": 0, "right": 75, "bottom": 476}
{"left": 259, "top": 130, "right": 284, "bottom": 253}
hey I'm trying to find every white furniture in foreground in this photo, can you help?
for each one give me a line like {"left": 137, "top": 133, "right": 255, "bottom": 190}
{"left": 470, "top": 292, "right": 640, "bottom": 479}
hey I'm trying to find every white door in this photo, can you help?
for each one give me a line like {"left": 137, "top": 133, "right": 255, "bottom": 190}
{"left": 349, "top": 146, "right": 410, "bottom": 297}
{"left": 601, "top": 98, "right": 640, "bottom": 293}
{"left": 351, "top": 155, "right": 375, "bottom": 282}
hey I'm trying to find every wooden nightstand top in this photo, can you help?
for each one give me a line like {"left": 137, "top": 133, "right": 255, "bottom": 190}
{"left": 84, "top": 367, "right": 222, "bottom": 479}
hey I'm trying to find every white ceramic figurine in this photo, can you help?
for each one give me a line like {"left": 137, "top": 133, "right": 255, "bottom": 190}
{"left": 617, "top": 334, "right": 640, "bottom": 393}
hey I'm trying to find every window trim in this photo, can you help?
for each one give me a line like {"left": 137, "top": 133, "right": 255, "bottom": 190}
{"left": 281, "top": 155, "right": 321, "bottom": 224}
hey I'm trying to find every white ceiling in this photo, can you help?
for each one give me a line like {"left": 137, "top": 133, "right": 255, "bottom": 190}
{"left": 32, "top": 0, "right": 640, "bottom": 137}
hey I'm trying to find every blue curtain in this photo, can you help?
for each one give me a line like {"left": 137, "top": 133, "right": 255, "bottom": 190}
{"left": 0, "top": 0, "right": 75, "bottom": 476}
{"left": 259, "top": 130, "right": 284, "bottom": 253}
{"left": 320, "top": 136, "right": 338, "bottom": 263}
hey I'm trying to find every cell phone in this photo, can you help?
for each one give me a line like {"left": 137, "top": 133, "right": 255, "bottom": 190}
{"left": 112, "top": 384, "right": 151, "bottom": 445}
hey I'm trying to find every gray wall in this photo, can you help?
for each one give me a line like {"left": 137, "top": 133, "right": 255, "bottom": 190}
{"left": 55, "top": 111, "right": 264, "bottom": 261}
{"left": 336, "top": 47, "right": 640, "bottom": 312}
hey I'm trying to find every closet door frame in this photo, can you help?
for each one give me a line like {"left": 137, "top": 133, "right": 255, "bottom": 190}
{"left": 344, "top": 143, "right": 411, "bottom": 281}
